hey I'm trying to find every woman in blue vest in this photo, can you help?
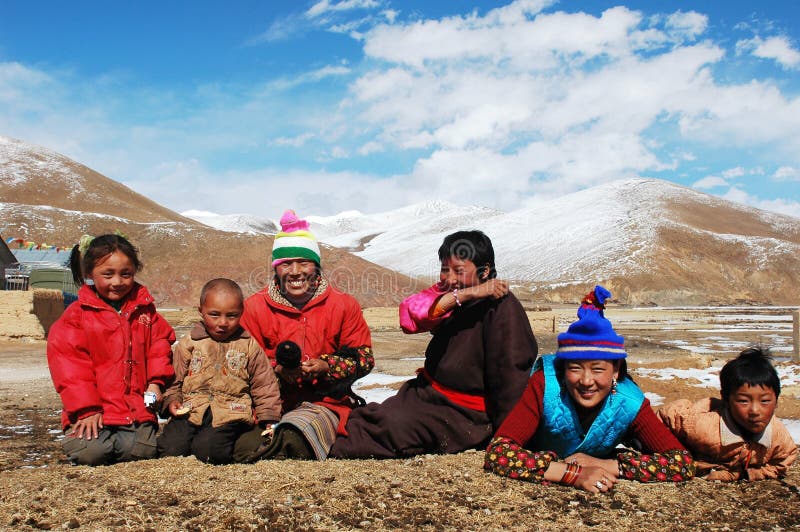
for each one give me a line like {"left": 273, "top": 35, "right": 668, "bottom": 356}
{"left": 484, "top": 286, "right": 695, "bottom": 492}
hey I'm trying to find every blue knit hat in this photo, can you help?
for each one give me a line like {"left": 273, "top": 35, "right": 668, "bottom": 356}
{"left": 556, "top": 285, "right": 626, "bottom": 360}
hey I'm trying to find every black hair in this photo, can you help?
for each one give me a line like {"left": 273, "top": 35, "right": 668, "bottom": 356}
{"left": 437, "top": 230, "right": 497, "bottom": 279}
{"left": 200, "top": 278, "right": 244, "bottom": 307}
{"left": 720, "top": 346, "right": 780, "bottom": 400}
{"left": 68, "top": 245, "right": 83, "bottom": 286}
{"left": 69, "top": 234, "right": 142, "bottom": 285}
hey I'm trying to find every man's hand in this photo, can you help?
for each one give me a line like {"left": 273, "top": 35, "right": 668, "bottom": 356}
{"left": 301, "top": 358, "right": 330, "bottom": 381}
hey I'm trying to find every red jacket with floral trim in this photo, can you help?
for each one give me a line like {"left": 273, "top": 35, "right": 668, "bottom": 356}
{"left": 47, "top": 283, "right": 175, "bottom": 430}
{"left": 240, "top": 280, "right": 373, "bottom": 413}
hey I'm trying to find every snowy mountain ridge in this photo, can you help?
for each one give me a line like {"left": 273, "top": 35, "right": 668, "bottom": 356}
{"left": 183, "top": 178, "right": 799, "bottom": 284}
{"left": 4, "top": 133, "right": 800, "bottom": 305}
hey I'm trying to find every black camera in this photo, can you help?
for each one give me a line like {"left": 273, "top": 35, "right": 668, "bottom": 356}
{"left": 275, "top": 340, "right": 302, "bottom": 369}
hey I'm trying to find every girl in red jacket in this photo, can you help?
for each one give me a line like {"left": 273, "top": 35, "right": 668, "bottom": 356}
{"left": 47, "top": 234, "right": 175, "bottom": 465}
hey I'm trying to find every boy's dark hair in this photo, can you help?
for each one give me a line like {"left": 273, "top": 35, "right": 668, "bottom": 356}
{"left": 720, "top": 346, "right": 780, "bottom": 400}
{"left": 69, "top": 234, "right": 142, "bottom": 285}
{"left": 200, "top": 278, "right": 244, "bottom": 306}
{"left": 437, "top": 230, "right": 497, "bottom": 279}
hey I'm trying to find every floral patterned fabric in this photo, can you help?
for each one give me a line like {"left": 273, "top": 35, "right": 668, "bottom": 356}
{"left": 321, "top": 346, "right": 374, "bottom": 383}
{"left": 484, "top": 437, "right": 557, "bottom": 482}
{"left": 617, "top": 449, "right": 694, "bottom": 482}
{"left": 485, "top": 437, "right": 695, "bottom": 484}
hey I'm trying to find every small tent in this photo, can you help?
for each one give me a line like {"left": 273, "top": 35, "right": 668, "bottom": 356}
{"left": 0, "top": 235, "right": 21, "bottom": 289}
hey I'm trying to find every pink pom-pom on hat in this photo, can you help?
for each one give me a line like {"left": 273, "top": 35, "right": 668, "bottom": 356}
{"left": 279, "top": 209, "right": 310, "bottom": 233}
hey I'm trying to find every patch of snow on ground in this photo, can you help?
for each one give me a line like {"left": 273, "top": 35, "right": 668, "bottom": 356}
{"left": 353, "top": 372, "right": 412, "bottom": 404}
{"left": 662, "top": 340, "right": 716, "bottom": 354}
{"left": 782, "top": 419, "right": 800, "bottom": 444}
{"left": 634, "top": 367, "right": 720, "bottom": 387}
{"left": 644, "top": 392, "right": 664, "bottom": 406}
{"left": 634, "top": 364, "right": 800, "bottom": 388}
{"left": 0, "top": 424, "right": 33, "bottom": 435}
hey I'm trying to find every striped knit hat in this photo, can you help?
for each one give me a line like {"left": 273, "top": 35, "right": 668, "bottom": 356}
{"left": 556, "top": 285, "right": 626, "bottom": 360}
{"left": 271, "top": 210, "right": 321, "bottom": 267}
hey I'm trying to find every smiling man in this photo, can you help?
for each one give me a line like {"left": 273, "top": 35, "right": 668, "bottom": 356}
{"left": 234, "top": 209, "right": 374, "bottom": 461}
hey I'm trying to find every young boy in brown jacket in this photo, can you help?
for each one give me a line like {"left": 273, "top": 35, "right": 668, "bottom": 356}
{"left": 658, "top": 347, "right": 797, "bottom": 481}
{"left": 157, "top": 279, "right": 281, "bottom": 464}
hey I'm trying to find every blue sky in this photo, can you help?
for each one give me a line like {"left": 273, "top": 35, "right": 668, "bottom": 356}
{"left": 1, "top": 0, "right": 799, "bottom": 217}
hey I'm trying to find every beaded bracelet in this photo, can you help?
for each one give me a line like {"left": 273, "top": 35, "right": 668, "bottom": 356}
{"left": 453, "top": 288, "right": 462, "bottom": 307}
{"left": 560, "top": 462, "right": 582, "bottom": 486}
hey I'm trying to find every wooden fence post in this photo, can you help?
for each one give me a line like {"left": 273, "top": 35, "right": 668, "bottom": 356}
{"left": 793, "top": 310, "right": 799, "bottom": 362}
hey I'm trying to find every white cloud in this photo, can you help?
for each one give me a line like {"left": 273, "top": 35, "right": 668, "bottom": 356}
{"left": 693, "top": 176, "right": 728, "bottom": 189}
{"left": 721, "top": 167, "right": 745, "bottom": 179}
{"left": 674, "top": 79, "right": 800, "bottom": 154}
{"left": 116, "top": 6, "right": 800, "bottom": 214}
{"left": 357, "top": 140, "right": 382, "bottom": 155}
{"left": 125, "top": 160, "right": 419, "bottom": 218}
{"left": 722, "top": 186, "right": 800, "bottom": 219}
{"left": 737, "top": 36, "right": 800, "bottom": 70}
{"left": 363, "top": 4, "right": 645, "bottom": 68}
{"left": 267, "top": 64, "right": 351, "bottom": 91}
{"left": 664, "top": 11, "right": 707, "bottom": 40}
{"left": 3, "top": 3, "right": 800, "bottom": 218}
{"left": 246, "top": 13, "right": 310, "bottom": 45}
{"left": 306, "top": 0, "right": 381, "bottom": 19}
{"left": 271, "top": 133, "right": 316, "bottom": 148}
{"left": 382, "top": 9, "right": 398, "bottom": 24}
{"left": 0, "top": 62, "right": 52, "bottom": 105}
{"left": 721, "top": 186, "right": 749, "bottom": 205}
{"left": 329, "top": 146, "right": 349, "bottom": 159}
{"left": 774, "top": 166, "right": 800, "bottom": 181}
{"left": 752, "top": 198, "right": 800, "bottom": 219}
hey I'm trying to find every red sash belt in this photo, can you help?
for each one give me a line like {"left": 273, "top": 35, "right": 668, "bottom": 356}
{"left": 419, "top": 368, "right": 486, "bottom": 412}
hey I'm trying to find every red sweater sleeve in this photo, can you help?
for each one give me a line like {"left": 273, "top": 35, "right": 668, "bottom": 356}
{"left": 492, "top": 370, "right": 545, "bottom": 445}
{"left": 627, "top": 399, "right": 687, "bottom": 452}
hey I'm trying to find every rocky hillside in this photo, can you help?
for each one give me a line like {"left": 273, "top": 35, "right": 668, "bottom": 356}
{"left": 0, "top": 136, "right": 416, "bottom": 308}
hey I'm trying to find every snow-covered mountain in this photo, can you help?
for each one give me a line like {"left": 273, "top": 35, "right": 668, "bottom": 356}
{"left": 181, "top": 209, "right": 278, "bottom": 234}
{"left": 5, "top": 133, "right": 800, "bottom": 305}
{"left": 0, "top": 136, "right": 413, "bottom": 308}
{"left": 183, "top": 178, "right": 800, "bottom": 305}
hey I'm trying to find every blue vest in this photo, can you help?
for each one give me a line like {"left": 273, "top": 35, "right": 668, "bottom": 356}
{"left": 531, "top": 354, "right": 644, "bottom": 457}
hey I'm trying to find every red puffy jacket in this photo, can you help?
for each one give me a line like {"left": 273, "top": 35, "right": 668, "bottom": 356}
{"left": 47, "top": 283, "right": 175, "bottom": 430}
{"left": 240, "top": 282, "right": 372, "bottom": 411}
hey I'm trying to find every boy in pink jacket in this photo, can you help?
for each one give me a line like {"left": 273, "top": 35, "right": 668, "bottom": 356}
{"left": 658, "top": 347, "right": 797, "bottom": 481}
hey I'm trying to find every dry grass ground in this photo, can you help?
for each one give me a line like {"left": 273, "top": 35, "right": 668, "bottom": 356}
{"left": 1, "top": 307, "right": 799, "bottom": 530}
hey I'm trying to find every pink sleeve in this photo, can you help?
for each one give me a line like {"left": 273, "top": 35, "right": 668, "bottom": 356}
{"left": 398, "top": 284, "right": 450, "bottom": 334}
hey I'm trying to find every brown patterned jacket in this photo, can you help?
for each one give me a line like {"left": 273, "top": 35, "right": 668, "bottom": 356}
{"left": 163, "top": 323, "right": 281, "bottom": 427}
{"left": 658, "top": 397, "right": 797, "bottom": 481}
